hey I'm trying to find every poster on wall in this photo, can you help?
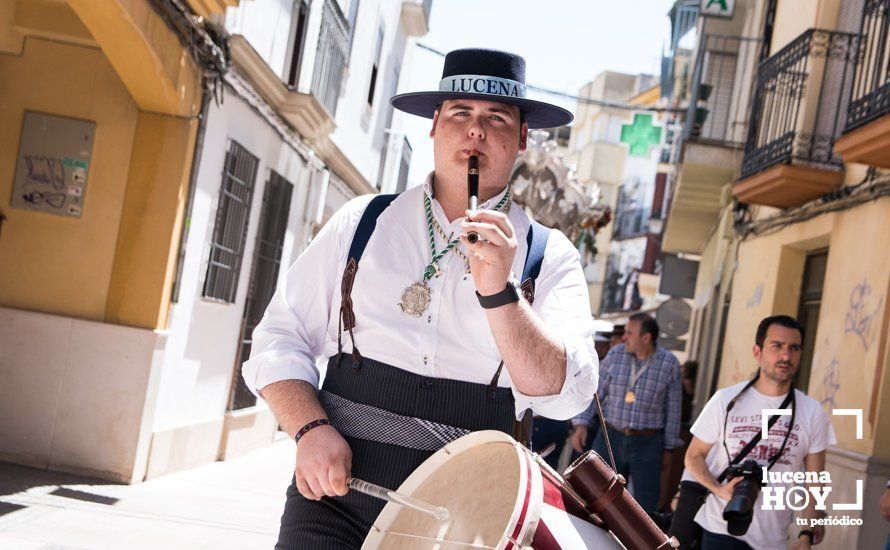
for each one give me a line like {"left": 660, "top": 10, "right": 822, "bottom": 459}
{"left": 10, "top": 111, "right": 96, "bottom": 218}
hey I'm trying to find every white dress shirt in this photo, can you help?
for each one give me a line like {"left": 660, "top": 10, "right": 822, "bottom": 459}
{"left": 242, "top": 175, "right": 599, "bottom": 420}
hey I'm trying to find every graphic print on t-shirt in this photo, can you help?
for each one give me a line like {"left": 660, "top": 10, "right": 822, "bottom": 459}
{"left": 725, "top": 412, "right": 797, "bottom": 467}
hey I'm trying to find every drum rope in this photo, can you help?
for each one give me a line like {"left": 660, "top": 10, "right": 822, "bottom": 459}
{"left": 594, "top": 393, "right": 617, "bottom": 471}
{"left": 382, "top": 530, "right": 496, "bottom": 548}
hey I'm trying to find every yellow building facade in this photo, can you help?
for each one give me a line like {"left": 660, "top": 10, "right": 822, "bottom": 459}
{"left": 660, "top": 0, "right": 890, "bottom": 547}
{"left": 0, "top": 0, "right": 231, "bottom": 482}
{"left": 0, "top": 0, "right": 217, "bottom": 328}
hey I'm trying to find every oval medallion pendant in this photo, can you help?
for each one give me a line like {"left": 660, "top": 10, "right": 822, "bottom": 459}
{"left": 399, "top": 282, "right": 431, "bottom": 316}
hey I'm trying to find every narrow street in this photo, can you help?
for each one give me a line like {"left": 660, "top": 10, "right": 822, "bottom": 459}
{"left": 0, "top": 436, "right": 293, "bottom": 549}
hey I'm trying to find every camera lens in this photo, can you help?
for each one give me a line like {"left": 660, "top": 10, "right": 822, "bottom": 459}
{"left": 722, "top": 461, "right": 763, "bottom": 536}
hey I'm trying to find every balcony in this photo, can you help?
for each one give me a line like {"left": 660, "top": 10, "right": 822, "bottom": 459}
{"left": 229, "top": 35, "right": 374, "bottom": 196}
{"left": 612, "top": 208, "right": 651, "bottom": 240}
{"left": 230, "top": 35, "right": 334, "bottom": 142}
{"left": 400, "top": 0, "right": 432, "bottom": 36}
{"left": 662, "top": 34, "right": 760, "bottom": 254}
{"left": 311, "top": 0, "right": 350, "bottom": 118}
{"left": 658, "top": 121, "right": 684, "bottom": 168}
{"left": 834, "top": 0, "right": 890, "bottom": 168}
{"left": 685, "top": 34, "right": 763, "bottom": 148}
{"left": 735, "top": 29, "right": 858, "bottom": 208}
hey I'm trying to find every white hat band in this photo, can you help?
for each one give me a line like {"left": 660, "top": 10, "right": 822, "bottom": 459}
{"left": 438, "top": 74, "right": 527, "bottom": 99}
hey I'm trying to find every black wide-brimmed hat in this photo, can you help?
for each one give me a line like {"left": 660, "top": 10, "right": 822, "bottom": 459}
{"left": 390, "top": 48, "right": 573, "bottom": 129}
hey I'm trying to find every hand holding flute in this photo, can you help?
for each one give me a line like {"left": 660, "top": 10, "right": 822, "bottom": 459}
{"left": 459, "top": 153, "right": 520, "bottom": 297}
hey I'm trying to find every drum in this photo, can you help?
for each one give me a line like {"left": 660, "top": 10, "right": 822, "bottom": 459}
{"left": 363, "top": 430, "right": 622, "bottom": 549}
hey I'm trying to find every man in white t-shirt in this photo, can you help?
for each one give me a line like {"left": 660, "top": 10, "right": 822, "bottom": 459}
{"left": 683, "top": 315, "right": 836, "bottom": 550}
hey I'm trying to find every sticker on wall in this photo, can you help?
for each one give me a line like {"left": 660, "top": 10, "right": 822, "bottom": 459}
{"left": 10, "top": 111, "right": 96, "bottom": 218}
{"left": 72, "top": 167, "right": 87, "bottom": 186}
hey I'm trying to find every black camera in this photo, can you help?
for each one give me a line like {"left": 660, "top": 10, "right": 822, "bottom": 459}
{"left": 722, "top": 459, "right": 763, "bottom": 536}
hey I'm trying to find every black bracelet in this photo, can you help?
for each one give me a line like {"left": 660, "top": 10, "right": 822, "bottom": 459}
{"left": 476, "top": 282, "right": 520, "bottom": 309}
{"left": 798, "top": 530, "right": 814, "bottom": 545}
{"left": 294, "top": 418, "right": 330, "bottom": 444}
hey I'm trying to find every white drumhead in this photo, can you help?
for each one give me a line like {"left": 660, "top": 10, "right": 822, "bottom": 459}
{"left": 363, "top": 430, "right": 526, "bottom": 549}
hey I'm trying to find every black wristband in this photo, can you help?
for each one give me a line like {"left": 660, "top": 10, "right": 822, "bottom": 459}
{"left": 476, "top": 282, "right": 520, "bottom": 309}
{"left": 294, "top": 418, "right": 330, "bottom": 444}
{"left": 798, "top": 530, "right": 814, "bottom": 544}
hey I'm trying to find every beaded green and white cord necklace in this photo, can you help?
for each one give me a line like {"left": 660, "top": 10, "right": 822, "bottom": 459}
{"left": 429, "top": 194, "right": 512, "bottom": 276}
{"left": 398, "top": 189, "right": 511, "bottom": 316}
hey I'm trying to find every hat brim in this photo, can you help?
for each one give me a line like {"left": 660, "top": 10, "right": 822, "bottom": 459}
{"left": 390, "top": 91, "right": 573, "bottom": 129}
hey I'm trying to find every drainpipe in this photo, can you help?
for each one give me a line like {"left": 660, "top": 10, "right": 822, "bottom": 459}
{"left": 169, "top": 81, "right": 213, "bottom": 310}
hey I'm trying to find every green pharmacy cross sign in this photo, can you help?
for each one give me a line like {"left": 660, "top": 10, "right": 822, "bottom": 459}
{"left": 620, "top": 113, "right": 663, "bottom": 157}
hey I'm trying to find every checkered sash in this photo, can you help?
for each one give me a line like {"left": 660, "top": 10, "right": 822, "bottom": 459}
{"left": 318, "top": 390, "right": 471, "bottom": 451}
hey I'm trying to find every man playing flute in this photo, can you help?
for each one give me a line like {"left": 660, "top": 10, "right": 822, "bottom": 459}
{"left": 242, "top": 48, "right": 599, "bottom": 549}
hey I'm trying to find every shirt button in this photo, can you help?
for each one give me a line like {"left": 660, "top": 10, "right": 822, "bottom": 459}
{"left": 427, "top": 315, "right": 431, "bottom": 324}
{"left": 423, "top": 355, "right": 428, "bottom": 365}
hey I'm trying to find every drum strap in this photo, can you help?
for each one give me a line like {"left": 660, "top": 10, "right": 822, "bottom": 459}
{"left": 336, "top": 193, "right": 401, "bottom": 369}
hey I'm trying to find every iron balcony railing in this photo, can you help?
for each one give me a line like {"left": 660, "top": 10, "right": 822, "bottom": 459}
{"left": 685, "top": 34, "right": 763, "bottom": 147}
{"left": 612, "top": 207, "right": 651, "bottom": 239}
{"left": 660, "top": 120, "right": 684, "bottom": 164}
{"left": 740, "top": 29, "right": 859, "bottom": 180}
{"left": 661, "top": 0, "right": 699, "bottom": 100}
{"left": 311, "top": 0, "right": 350, "bottom": 117}
{"left": 845, "top": 0, "right": 890, "bottom": 132}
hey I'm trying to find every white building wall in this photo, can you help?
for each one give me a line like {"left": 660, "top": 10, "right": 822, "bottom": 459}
{"left": 145, "top": 83, "right": 315, "bottom": 475}
{"left": 226, "top": 0, "right": 417, "bottom": 194}
{"left": 0, "top": 306, "right": 163, "bottom": 483}
{"left": 331, "top": 0, "right": 408, "bottom": 187}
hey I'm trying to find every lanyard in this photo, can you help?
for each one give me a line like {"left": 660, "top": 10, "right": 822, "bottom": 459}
{"left": 629, "top": 354, "right": 654, "bottom": 390}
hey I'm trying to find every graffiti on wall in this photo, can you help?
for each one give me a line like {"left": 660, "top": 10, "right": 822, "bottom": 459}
{"left": 819, "top": 357, "right": 841, "bottom": 409}
{"left": 844, "top": 279, "right": 884, "bottom": 351}
{"left": 746, "top": 283, "right": 764, "bottom": 309}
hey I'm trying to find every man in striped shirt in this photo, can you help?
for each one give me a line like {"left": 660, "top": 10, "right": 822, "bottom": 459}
{"left": 571, "top": 312, "right": 683, "bottom": 514}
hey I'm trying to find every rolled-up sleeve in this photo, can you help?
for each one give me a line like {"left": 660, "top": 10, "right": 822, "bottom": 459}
{"left": 511, "top": 231, "right": 599, "bottom": 420}
{"left": 241, "top": 195, "right": 373, "bottom": 396}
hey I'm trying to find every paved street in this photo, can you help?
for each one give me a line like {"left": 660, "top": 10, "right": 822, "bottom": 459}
{"left": 0, "top": 435, "right": 293, "bottom": 549}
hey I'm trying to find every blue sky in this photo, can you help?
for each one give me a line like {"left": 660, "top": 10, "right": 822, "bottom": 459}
{"left": 399, "top": 0, "right": 677, "bottom": 187}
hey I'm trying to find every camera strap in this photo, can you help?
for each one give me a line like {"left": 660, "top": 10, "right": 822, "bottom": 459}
{"left": 717, "top": 378, "right": 795, "bottom": 483}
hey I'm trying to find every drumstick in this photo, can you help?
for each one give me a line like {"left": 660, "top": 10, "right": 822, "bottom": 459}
{"left": 347, "top": 477, "right": 450, "bottom": 522}
{"left": 466, "top": 153, "right": 481, "bottom": 244}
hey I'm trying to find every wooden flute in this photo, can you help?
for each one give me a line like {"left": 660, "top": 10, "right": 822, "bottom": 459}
{"left": 467, "top": 153, "right": 480, "bottom": 244}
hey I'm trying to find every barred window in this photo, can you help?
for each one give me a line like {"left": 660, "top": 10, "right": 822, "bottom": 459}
{"left": 228, "top": 171, "right": 295, "bottom": 411}
{"left": 203, "top": 141, "right": 259, "bottom": 303}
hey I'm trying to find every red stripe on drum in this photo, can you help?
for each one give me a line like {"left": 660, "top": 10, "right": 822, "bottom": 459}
{"left": 505, "top": 451, "right": 534, "bottom": 549}
{"left": 541, "top": 477, "right": 566, "bottom": 512}
{"left": 530, "top": 519, "right": 561, "bottom": 550}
